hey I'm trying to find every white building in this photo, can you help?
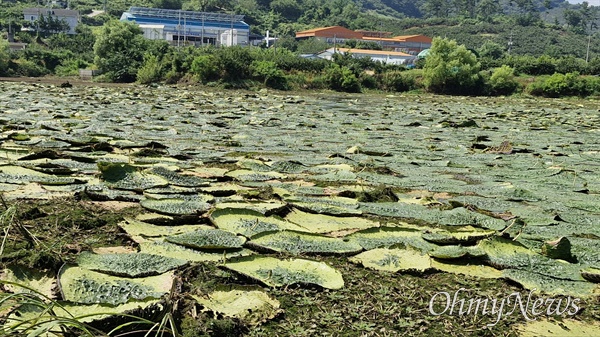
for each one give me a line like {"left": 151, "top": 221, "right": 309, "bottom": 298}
{"left": 120, "top": 7, "right": 250, "bottom": 47}
{"left": 23, "top": 8, "right": 79, "bottom": 34}
{"left": 317, "top": 48, "right": 416, "bottom": 65}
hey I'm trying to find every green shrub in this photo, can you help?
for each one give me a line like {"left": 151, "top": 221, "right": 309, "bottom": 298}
{"left": 555, "top": 56, "right": 588, "bottom": 75}
{"left": 359, "top": 73, "right": 378, "bottom": 89}
{"left": 250, "top": 60, "right": 288, "bottom": 90}
{"left": 215, "top": 46, "right": 253, "bottom": 81}
{"left": 488, "top": 65, "right": 519, "bottom": 96}
{"left": 423, "top": 37, "right": 482, "bottom": 95}
{"left": 380, "top": 70, "right": 415, "bottom": 92}
{"left": 0, "top": 40, "right": 9, "bottom": 76}
{"left": 324, "top": 64, "right": 361, "bottom": 93}
{"left": 93, "top": 20, "right": 148, "bottom": 83}
{"left": 54, "top": 58, "right": 90, "bottom": 76}
{"left": 527, "top": 72, "right": 591, "bottom": 97}
{"left": 306, "top": 74, "right": 329, "bottom": 90}
{"left": 190, "top": 54, "right": 220, "bottom": 83}
{"left": 136, "top": 54, "right": 163, "bottom": 84}
{"left": 587, "top": 56, "right": 600, "bottom": 75}
{"left": 509, "top": 55, "right": 556, "bottom": 76}
{"left": 13, "top": 58, "right": 48, "bottom": 77}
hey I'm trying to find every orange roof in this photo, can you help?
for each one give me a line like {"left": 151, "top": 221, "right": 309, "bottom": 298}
{"left": 392, "top": 35, "right": 432, "bottom": 43}
{"left": 362, "top": 36, "right": 407, "bottom": 42}
{"left": 334, "top": 48, "right": 413, "bottom": 57}
{"left": 363, "top": 35, "right": 432, "bottom": 43}
{"left": 296, "top": 26, "right": 364, "bottom": 39}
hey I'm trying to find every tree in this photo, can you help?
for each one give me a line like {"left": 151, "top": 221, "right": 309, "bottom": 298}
{"left": 153, "top": 0, "right": 183, "bottom": 9}
{"left": 297, "top": 38, "right": 330, "bottom": 54}
{"left": 454, "top": 0, "right": 479, "bottom": 18}
{"left": 477, "top": 0, "right": 501, "bottom": 22}
{"left": 423, "top": 37, "right": 482, "bottom": 94}
{"left": 422, "top": 0, "right": 452, "bottom": 18}
{"left": 93, "top": 20, "right": 148, "bottom": 82}
{"left": 0, "top": 39, "right": 9, "bottom": 76}
{"left": 478, "top": 41, "right": 505, "bottom": 59}
{"left": 270, "top": 0, "right": 302, "bottom": 21}
{"left": 35, "top": 15, "right": 70, "bottom": 36}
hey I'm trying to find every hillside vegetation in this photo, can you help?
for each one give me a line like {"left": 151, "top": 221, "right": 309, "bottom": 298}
{"left": 2, "top": 0, "right": 600, "bottom": 96}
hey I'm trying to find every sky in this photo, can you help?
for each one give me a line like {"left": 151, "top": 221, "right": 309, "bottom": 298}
{"left": 566, "top": 0, "right": 600, "bottom": 4}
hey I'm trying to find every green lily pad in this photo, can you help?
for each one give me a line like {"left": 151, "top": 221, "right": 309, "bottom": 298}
{"left": 0, "top": 165, "right": 82, "bottom": 185}
{"left": 139, "top": 241, "right": 253, "bottom": 262}
{"left": 503, "top": 269, "right": 598, "bottom": 298}
{"left": 422, "top": 227, "right": 496, "bottom": 245}
{"left": 140, "top": 198, "right": 212, "bottom": 216}
{"left": 98, "top": 162, "right": 168, "bottom": 191}
{"left": 165, "top": 228, "right": 246, "bottom": 249}
{"left": 431, "top": 259, "right": 503, "bottom": 279}
{"left": 58, "top": 265, "right": 174, "bottom": 305}
{"left": 285, "top": 195, "right": 362, "bottom": 216}
{"left": 118, "top": 218, "right": 210, "bottom": 243}
{"left": 429, "top": 245, "right": 485, "bottom": 260}
{"left": 192, "top": 286, "right": 281, "bottom": 326}
{"left": 346, "top": 226, "right": 436, "bottom": 252}
{"left": 210, "top": 208, "right": 307, "bottom": 237}
{"left": 76, "top": 252, "right": 187, "bottom": 278}
{"left": 223, "top": 255, "right": 344, "bottom": 289}
{"left": 150, "top": 166, "right": 211, "bottom": 187}
{"left": 1, "top": 264, "right": 55, "bottom": 298}
{"left": 248, "top": 230, "right": 363, "bottom": 255}
{"left": 226, "top": 170, "right": 286, "bottom": 182}
{"left": 4, "top": 298, "right": 163, "bottom": 335}
{"left": 214, "top": 201, "right": 288, "bottom": 216}
{"left": 284, "top": 208, "right": 380, "bottom": 234}
{"left": 349, "top": 247, "right": 431, "bottom": 272}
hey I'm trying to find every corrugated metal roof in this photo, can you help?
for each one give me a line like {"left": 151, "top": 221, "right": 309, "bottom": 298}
{"left": 333, "top": 48, "right": 412, "bottom": 57}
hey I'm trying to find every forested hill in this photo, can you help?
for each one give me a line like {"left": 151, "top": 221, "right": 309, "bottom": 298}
{"left": 2, "top": 0, "right": 600, "bottom": 58}
{"left": 359, "top": 0, "right": 573, "bottom": 19}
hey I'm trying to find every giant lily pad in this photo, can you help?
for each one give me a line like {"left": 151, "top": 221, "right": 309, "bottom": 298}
{"left": 0, "top": 165, "right": 81, "bottom": 185}
{"left": 349, "top": 247, "right": 431, "bottom": 272}
{"left": 58, "top": 265, "right": 174, "bottom": 305}
{"left": 165, "top": 228, "right": 246, "bottom": 249}
{"left": 284, "top": 208, "right": 379, "bottom": 233}
{"left": 431, "top": 260, "right": 503, "bottom": 279}
{"left": 1, "top": 265, "right": 55, "bottom": 298}
{"left": 345, "top": 226, "right": 436, "bottom": 252}
{"left": 150, "top": 166, "right": 211, "bottom": 187}
{"left": 98, "top": 162, "right": 168, "bottom": 191}
{"left": 139, "top": 241, "right": 253, "bottom": 262}
{"left": 248, "top": 230, "right": 363, "bottom": 255}
{"left": 223, "top": 255, "right": 344, "bottom": 289}
{"left": 140, "top": 198, "right": 212, "bottom": 216}
{"left": 503, "top": 269, "right": 598, "bottom": 298}
{"left": 285, "top": 195, "right": 362, "bottom": 216}
{"left": 192, "top": 286, "right": 281, "bottom": 326}
{"left": 118, "top": 218, "right": 210, "bottom": 243}
{"left": 210, "top": 208, "right": 307, "bottom": 237}
{"left": 76, "top": 251, "right": 187, "bottom": 278}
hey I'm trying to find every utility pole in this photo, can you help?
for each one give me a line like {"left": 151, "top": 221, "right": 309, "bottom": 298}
{"left": 586, "top": 33, "right": 592, "bottom": 63}
{"left": 508, "top": 30, "right": 513, "bottom": 55}
{"left": 230, "top": 13, "right": 234, "bottom": 46}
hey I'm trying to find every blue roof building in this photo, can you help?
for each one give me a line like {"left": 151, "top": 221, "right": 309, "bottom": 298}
{"left": 120, "top": 7, "right": 250, "bottom": 46}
